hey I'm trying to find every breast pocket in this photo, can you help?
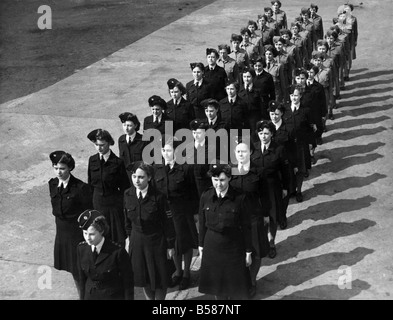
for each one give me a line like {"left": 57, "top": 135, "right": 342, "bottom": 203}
{"left": 204, "top": 206, "right": 219, "bottom": 225}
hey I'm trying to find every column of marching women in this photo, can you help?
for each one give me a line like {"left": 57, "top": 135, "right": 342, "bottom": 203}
{"left": 47, "top": 2, "right": 359, "bottom": 300}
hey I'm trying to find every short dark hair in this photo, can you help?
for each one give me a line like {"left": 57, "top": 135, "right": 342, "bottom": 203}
{"left": 208, "top": 163, "right": 232, "bottom": 178}
{"left": 91, "top": 216, "right": 110, "bottom": 235}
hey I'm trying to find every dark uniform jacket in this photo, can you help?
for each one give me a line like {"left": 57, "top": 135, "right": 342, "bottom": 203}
{"left": 49, "top": 174, "right": 92, "bottom": 220}
{"left": 219, "top": 96, "right": 248, "bottom": 130}
{"left": 124, "top": 186, "right": 175, "bottom": 248}
{"left": 204, "top": 65, "right": 227, "bottom": 101}
{"left": 253, "top": 71, "right": 276, "bottom": 106}
{"left": 118, "top": 132, "right": 147, "bottom": 172}
{"left": 88, "top": 151, "right": 130, "bottom": 197}
{"left": 143, "top": 113, "right": 173, "bottom": 136}
{"left": 198, "top": 186, "right": 252, "bottom": 252}
{"left": 186, "top": 79, "right": 213, "bottom": 119}
{"left": 282, "top": 103, "right": 313, "bottom": 144}
{"left": 302, "top": 81, "right": 327, "bottom": 127}
{"left": 238, "top": 85, "right": 266, "bottom": 120}
{"left": 77, "top": 239, "right": 134, "bottom": 300}
{"left": 165, "top": 97, "right": 195, "bottom": 132}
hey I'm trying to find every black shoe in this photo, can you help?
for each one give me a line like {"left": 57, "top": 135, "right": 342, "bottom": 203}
{"left": 311, "top": 156, "right": 317, "bottom": 165}
{"left": 304, "top": 170, "right": 309, "bottom": 178}
{"left": 316, "top": 137, "right": 323, "bottom": 145}
{"left": 170, "top": 273, "right": 183, "bottom": 288}
{"left": 268, "top": 246, "right": 277, "bottom": 259}
{"left": 279, "top": 220, "right": 287, "bottom": 230}
{"left": 344, "top": 76, "right": 350, "bottom": 81}
{"left": 328, "top": 113, "right": 335, "bottom": 120}
{"left": 179, "top": 277, "right": 190, "bottom": 290}
{"left": 296, "top": 192, "right": 303, "bottom": 202}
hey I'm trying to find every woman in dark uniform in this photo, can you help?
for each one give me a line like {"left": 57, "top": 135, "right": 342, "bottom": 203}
{"left": 186, "top": 62, "right": 213, "bottom": 120}
{"left": 251, "top": 121, "right": 290, "bottom": 259}
{"left": 166, "top": 78, "right": 195, "bottom": 132}
{"left": 76, "top": 210, "right": 134, "bottom": 300}
{"left": 230, "top": 142, "right": 269, "bottom": 298}
{"left": 48, "top": 151, "right": 92, "bottom": 294}
{"left": 198, "top": 163, "right": 252, "bottom": 300}
{"left": 143, "top": 95, "right": 173, "bottom": 136}
{"left": 124, "top": 162, "right": 175, "bottom": 300}
{"left": 153, "top": 138, "right": 199, "bottom": 290}
{"left": 118, "top": 112, "right": 146, "bottom": 177}
{"left": 87, "top": 129, "right": 130, "bottom": 246}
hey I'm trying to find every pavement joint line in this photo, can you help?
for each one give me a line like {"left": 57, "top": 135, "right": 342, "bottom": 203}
{"left": 0, "top": 257, "right": 52, "bottom": 267}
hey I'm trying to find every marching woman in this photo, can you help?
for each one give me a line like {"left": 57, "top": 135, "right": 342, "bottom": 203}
{"left": 48, "top": 151, "right": 92, "bottom": 294}
{"left": 166, "top": 78, "right": 195, "bottom": 132}
{"left": 76, "top": 210, "right": 134, "bottom": 300}
{"left": 251, "top": 121, "right": 291, "bottom": 259}
{"left": 264, "top": 45, "right": 287, "bottom": 103}
{"left": 271, "top": 0, "right": 287, "bottom": 30}
{"left": 87, "top": 129, "right": 130, "bottom": 246}
{"left": 230, "top": 141, "right": 269, "bottom": 298}
{"left": 186, "top": 62, "right": 213, "bottom": 120}
{"left": 143, "top": 95, "right": 173, "bottom": 136}
{"left": 204, "top": 48, "right": 227, "bottom": 101}
{"left": 198, "top": 163, "right": 252, "bottom": 300}
{"left": 153, "top": 138, "right": 199, "bottom": 291}
{"left": 124, "top": 161, "right": 176, "bottom": 300}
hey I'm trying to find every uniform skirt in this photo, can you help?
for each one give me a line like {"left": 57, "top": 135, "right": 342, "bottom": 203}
{"left": 250, "top": 216, "right": 269, "bottom": 259}
{"left": 129, "top": 229, "right": 170, "bottom": 290}
{"left": 93, "top": 191, "right": 126, "bottom": 246}
{"left": 54, "top": 217, "right": 84, "bottom": 277}
{"left": 169, "top": 200, "right": 198, "bottom": 255}
{"left": 198, "top": 228, "right": 250, "bottom": 299}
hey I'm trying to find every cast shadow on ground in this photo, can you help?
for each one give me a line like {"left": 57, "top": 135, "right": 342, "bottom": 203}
{"left": 348, "top": 68, "right": 368, "bottom": 75}
{"left": 323, "top": 127, "right": 386, "bottom": 144}
{"left": 256, "top": 247, "right": 374, "bottom": 299}
{"left": 288, "top": 196, "right": 377, "bottom": 229}
{"left": 327, "top": 116, "right": 390, "bottom": 131}
{"left": 350, "top": 69, "right": 393, "bottom": 82}
{"left": 265, "top": 219, "right": 376, "bottom": 267}
{"left": 338, "top": 103, "right": 393, "bottom": 117}
{"left": 340, "top": 87, "right": 393, "bottom": 100}
{"left": 304, "top": 174, "right": 385, "bottom": 200}
{"left": 345, "top": 78, "right": 393, "bottom": 91}
{"left": 279, "top": 279, "right": 371, "bottom": 300}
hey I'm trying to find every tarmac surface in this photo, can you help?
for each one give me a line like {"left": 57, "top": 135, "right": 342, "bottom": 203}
{"left": 1, "top": 0, "right": 393, "bottom": 300}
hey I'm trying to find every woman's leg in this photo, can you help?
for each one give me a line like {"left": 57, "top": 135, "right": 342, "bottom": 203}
{"left": 143, "top": 286, "right": 155, "bottom": 300}
{"left": 155, "top": 288, "right": 167, "bottom": 300}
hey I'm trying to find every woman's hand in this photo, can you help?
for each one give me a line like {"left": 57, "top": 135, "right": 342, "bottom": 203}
{"left": 282, "top": 189, "right": 288, "bottom": 198}
{"left": 167, "top": 248, "right": 175, "bottom": 259}
{"left": 246, "top": 252, "right": 252, "bottom": 267}
{"left": 294, "top": 167, "right": 298, "bottom": 175}
{"left": 263, "top": 216, "right": 270, "bottom": 226}
{"left": 198, "top": 246, "right": 203, "bottom": 259}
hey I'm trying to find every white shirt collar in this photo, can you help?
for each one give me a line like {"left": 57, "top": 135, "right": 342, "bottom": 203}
{"left": 58, "top": 174, "right": 71, "bottom": 188}
{"left": 291, "top": 103, "right": 300, "bottom": 111}
{"left": 195, "top": 139, "right": 206, "bottom": 149}
{"left": 136, "top": 185, "right": 149, "bottom": 199}
{"left": 100, "top": 149, "right": 111, "bottom": 162}
{"left": 208, "top": 116, "right": 218, "bottom": 125}
{"left": 92, "top": 237, "right": 105, "bottom": 254}
{"left": 194, "top": 79, "right": 203, "bottom": 86}
{"left": 261, "top": 141, "right": 271, "bottom": 151}
{"left": 165, "top": 159, "right": 176, "bottom": 169}
{"left": 153, "top": 114, "right": 162, "bottom": 123}
{"left": 127, "top": 132, "right": 137, "bottom": 143}
{"left": 216, "top": 187, "right": 229, "bottom": 199}
{"left": 238, "top": 161, "right": 250, "bottom": 172}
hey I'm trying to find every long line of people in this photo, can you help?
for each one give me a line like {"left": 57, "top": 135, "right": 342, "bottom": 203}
{"left": 48, "top": 1, "right": 359, "bottom": 300}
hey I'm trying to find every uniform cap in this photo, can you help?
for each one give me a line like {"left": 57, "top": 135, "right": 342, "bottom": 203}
{"left": 49, "top": 150, "right": 66, "bottom": 164}
{"left": 77, "top": 209, "right": 104, "bottom": 230}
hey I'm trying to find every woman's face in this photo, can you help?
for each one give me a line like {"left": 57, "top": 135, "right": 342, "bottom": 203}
{"left": 258, "top": 128, "right": 273, "bottom": 144}
{"left": 272, "top": 2, "right": 280, "bottom": 12}
{"left": 161, "top": 144, "right": 174, "bottom": 162}
{"left": 243, "top": 72, "right": 253, "bottom": 85}
{"left": 254, "top": 62, "right": 264, "bottom": 73}
{"left": 248, "top": 24, "right": 256, "bottom": 34}
{"left": 219, "top": 49, "right": 228, "bottom": 60}
{"left": 309, "top": 7, "right": 316, "bottom": 16}
{"left": 95, "top": 139, "right": 110, "bottom": 155}
{"left": 265, "top": 10, "right": 272, "bottom": 19}
{"left": 242, "top": 33, "right": 250, "bottom": 42}
{"left": 269, "top": 108, "right": 283, "bottom": 124}
{"left": 291, "top": 26, "right": 299, "bottom": 35}
{"left": 274, "top": 41, "right": 284, "bottom": 52}
{"left": 207, "top": 53, "right": 217, "bottom": 66}
{"left": 226, "top": 84, "right": 237, "bottom": 98}
{"left": 235, "top": 143, "right": 250, "bottom": 164}
{"left": 318, "top": 45, "right": 327, "bottom": 53}
{"left": 326, "top": 35, "right": 335, "bottom": 46}
{"left": 308, "top": 69, "right": 316, "bottom": 80}
{"left": 53, "top": 162, "right": 71, "bottom": 181}
{"left": 122, "top": 120, "right": 136, "bottom": 136}
{"left": 258, "top": 17, "right": 267, "bottom": 27}
{"left": 193, "top": 129, "right": 206, "bottom": 143}
{"left": 212, "top": 172, "right": 231, "bottom": 193}
{"left": 265, "top": 50, "right": 274, "bottom": 61}
{"left": 132, "top": 168, "right": 150, "bottom": 190}
{"left": 192, "top": 67, "right": 203, "bottom": 81}
{"left": 314, "top": 58, "right": 323, "bottom": 67}
{"left": 151, "top": 105, "right": 163, "bottom": 118}
{"left": 281, "top": 34, "right": 290, "bottom": 42}
{"left": 83, "top": 226, "right": 104, "bottom": 247}
{"left": 231, "top": 40, "right": 240, "bottom": 51}
{"left": 170, "top": 86, "right": 182, "bottom": 100}
{"left": 295, "top": 73, "right": 307, "bottom": 86}
{"left": 290, "top": 89, "right": 302, "bottom": 104}
{"left": 205, "top": 106, "right": 218, "bottom": 121}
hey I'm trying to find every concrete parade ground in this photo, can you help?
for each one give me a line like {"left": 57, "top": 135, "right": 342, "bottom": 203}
{"left": 0, "top": 0, "right": 393, "bottom": 300}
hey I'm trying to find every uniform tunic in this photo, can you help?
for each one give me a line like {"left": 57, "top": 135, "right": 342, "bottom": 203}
{"left": 186, "top": 79, "right": 213, "bottom": 120}
{"left": 88, "top": 151, "right": 130, "bottom": 245}
{"left": 124, "top": 186, "right": 175, "bottom": 290}
{"left": 204, "top": 65, "right": 227, "bottom": 101}
{"left": 198, "top": 186, "right": 252, "bottom": 299}
{"left": 153, "top": 163, "right": 199, "bottom": 254}
{"left": 165, "top": 97, "right": 195, "bottom": 132}
{"left": 77, "top": 239, "right": 134, "bottom": 300}
{"left": 118, "top": 132, "right": 147, "bottom": 173}
{"left": 49, "top": 174, "right": 92, "bottom": 277}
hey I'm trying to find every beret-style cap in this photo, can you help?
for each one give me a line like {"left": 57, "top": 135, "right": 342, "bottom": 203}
{"left": 189, "top": 119, "right": 209, "bottom": 130}
{"left": 206, "top": 48, "right": 219, "bottom": 57}
{"left": 49, "top": 150, "right": 66, "bottom": 164}
{"left": 230, "top": 34, "right": 243, "bottom": 43}
{"left": 148, "top": 95, "right": 167, "bottom": 109}
{"left": 78, "top": 209, "right": 104, "bottom": 230}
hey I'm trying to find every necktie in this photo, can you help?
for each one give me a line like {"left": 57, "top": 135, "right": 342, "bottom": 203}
{"left": 267, "top": 62, "right": 270, "bottom": 70}
{"left": 218, "top": 193, "right": 223, "bottom": 200}
{"left": 165, "top": 164, "right": 171, "bottom": 174}
{"left": 127, "top": 138, "right": 132, "bottom": 146}
{"left": 58, "top": 183, "right": 63, "bottom": 194}
{"left": 154, "top": 117, "right": 159, "bottom": 125}
{"left": 239, "top": 165, "right": 245, "bottom": 175}
{"left": 229, "top": 99, "right": 233, "bottom": 105}
{"left": 195, "top": 82, "right": 199, "bottom": 88}
{"left": 138, "top": 191, "right": 143, "bottom": 200}
{"left": 92, "top": 246, "right": 98, "bottom": 262}
{"left": 100, "top": 156, "right": 105, "bottom": 167}
{"left": 263, "top": 145, "right": 267, "bottom": 153}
